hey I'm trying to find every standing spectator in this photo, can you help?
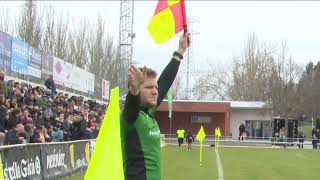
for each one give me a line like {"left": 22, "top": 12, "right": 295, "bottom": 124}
{"left": 238, "top": 123, "right": 246, "bottom": 141}
{"left": 0, "top": 95, "right": 8, "bottom": 133}
{"left": 44, "top": 75, "right": 56, "bottom": 97}
{"left": 312, "top": 131, "right": 318, "bottom": 149}
{"left": 279, "top": 127, "right": 286, "bottom": 148}
{"left": 0, "top": 70, "right": 9, "bottom": 98}
{"left": 298, "top": 130, "right": 305, "bottom": 149}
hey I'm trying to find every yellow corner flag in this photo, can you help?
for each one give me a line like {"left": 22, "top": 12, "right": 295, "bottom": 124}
{"left": 196, "top": 125, "right": 206, "bottom": 142}
{"left": 196, "top": 125, "right": 206, "bottom": 165}
{"left": 215, "top": 127, "right": 221, "bottom": 137}
{"left": 85, "top": 87, "right": 124, "bottom": 180}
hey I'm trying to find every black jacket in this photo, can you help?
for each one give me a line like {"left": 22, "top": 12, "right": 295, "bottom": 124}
{"left": 4, "top": 129, "right": 22, "bottom": 145}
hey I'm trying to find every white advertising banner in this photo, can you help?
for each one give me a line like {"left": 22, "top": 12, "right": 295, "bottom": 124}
{"left": 101, "top": 79, "right": 110, "bottom": 100}
{"left": 71, "top": 65, "right": 85, "bottom": 92}
{"left": 52, "top": 57, "right": 72, "bottom": 87}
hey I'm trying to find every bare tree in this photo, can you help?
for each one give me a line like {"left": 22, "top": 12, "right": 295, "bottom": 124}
{"left": 88, "top": 16, "right": 122, "bottom": 89}
{"left": 68, "top": 19, "right": 90, "bottom": 68}
{"left": 269, "top": 41, "right": 303, "bottom": 117}
{"left": 53, "top": 11, "right": 69, "bottom": 60}
{"left": 171, "top": 71, "right": 183, "bottom": 99}
{"left": 16, "top": 0, "right": 42, "bottom": 48}
{"left": 229, "top": 34, "right": 275, "bottom": 101}
{"left": 0, "top": 7, "right": 12, "bottom": 34}
{"left": 41, "top": 4, "right": 56, "bottom": 54}
{"left": 192, "top": 62, "right": 232, "bottom": 100}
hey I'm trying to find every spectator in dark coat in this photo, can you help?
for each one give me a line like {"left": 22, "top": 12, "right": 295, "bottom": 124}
{"left": 298, "top": 130, "right": 305, "bottom": 149}
{"left": 30, "top": 125, "right": 51, "bottom": 143}
{"left": 238, "top": 123, "right": 246, "bottom": 141}
{"left": 7, "top": 108, "right": 21, "bottom": 130}
{"left": 71, "top": 114, "right": 87, "bottom": 140}
{"left": 4, "top": 124, "right": 25, "bottom": 145}
{"left": 0, "top": 95, "right": 8, "bottom": 133}
{"left": 44, "top": 75, "right": 56, "bottom": 97}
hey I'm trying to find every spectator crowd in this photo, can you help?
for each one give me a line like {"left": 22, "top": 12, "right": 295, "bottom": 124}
{"left": 0, "top": 71, "right": 105, "bottom": 146}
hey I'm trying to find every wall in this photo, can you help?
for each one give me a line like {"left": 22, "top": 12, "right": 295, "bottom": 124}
{"left": 156, "top": 111, "right": 225, "bottom": 135}
{"left": 230, "top": 108, "right": 272, "bottom": 139}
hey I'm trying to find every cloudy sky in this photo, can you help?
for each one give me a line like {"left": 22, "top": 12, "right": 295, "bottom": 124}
{"left": 2, "top": 1, "right": 320, "bottom": 75}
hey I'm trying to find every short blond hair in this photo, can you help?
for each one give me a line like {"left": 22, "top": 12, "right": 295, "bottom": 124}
{"left": 127, "top": 67, "right": 157, "bottom": 88}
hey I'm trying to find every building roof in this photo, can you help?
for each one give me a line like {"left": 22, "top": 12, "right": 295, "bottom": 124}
{"left": 228, "top": 101, "right": 269, "bottom": 109}
{"left": 161, "top": 99, "right": 269, "bottom": 110}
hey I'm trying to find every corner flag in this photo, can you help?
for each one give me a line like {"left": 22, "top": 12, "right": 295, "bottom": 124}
{"left": 196, "top": 125, "right": 206, "bottom": 165}
{"left": 85, "top": 87, "right": 124, "bottom": 180}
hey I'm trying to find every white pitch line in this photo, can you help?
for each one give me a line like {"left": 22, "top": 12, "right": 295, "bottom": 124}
{"left": 215, "top": 150, "right": 224, "bottom": 180}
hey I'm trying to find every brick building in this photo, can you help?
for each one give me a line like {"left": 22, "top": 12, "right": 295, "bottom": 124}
{"left": 156, "top": 100, "right": 272, "bottom": 139}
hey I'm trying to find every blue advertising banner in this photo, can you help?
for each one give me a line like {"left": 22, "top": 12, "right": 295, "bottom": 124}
{"left": 0, "top": 31, "right": 12, "bottom": 69}
{"left": 11, "top": 37, "right": 29, "bottom": 75}
{"left": 28, "top": 46, "right": 41, "bottom": 78}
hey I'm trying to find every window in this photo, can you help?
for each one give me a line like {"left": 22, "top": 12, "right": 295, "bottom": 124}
{"left": 191, "top": 116, "right": 211, "bottom": 123}
{"left": 245, "top": 120, "right": 271, "bottom": 139}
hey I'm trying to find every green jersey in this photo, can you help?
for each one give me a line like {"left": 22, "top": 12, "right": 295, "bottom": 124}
{"left": 121, "top": 59, "right": 181, "bottom": 180}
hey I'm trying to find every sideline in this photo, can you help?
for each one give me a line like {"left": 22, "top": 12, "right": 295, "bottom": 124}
{"left": 215, "top": 150, "right": 224, "bottom": 180}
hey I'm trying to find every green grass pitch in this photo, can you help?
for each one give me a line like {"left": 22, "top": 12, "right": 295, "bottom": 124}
{"left": 61, "top": 145, "right": 320, "bottom": 180}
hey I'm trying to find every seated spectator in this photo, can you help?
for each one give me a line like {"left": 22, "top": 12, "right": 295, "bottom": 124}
{"left": 7, "top": 108, "right": 21, "bottom": 130}
{"left": 30, "top": 125, "right": 51, "bottom": 143}
{"left": 62, "top": 114, "right": 72, "bottom": 141}
{"left": 47, "top": 125, "right": 63, "bottom": 142}
{"left": 19, "top": 109, "right": 33, "bottom": 125}
{"left": 24, "top": 123, "right": 34, "bottom": 143}
{"left": 70, "top": 114, "right": 87, "bottom": 140}
{"left": 4, "top": 123, "right": 25, "bottom": 145}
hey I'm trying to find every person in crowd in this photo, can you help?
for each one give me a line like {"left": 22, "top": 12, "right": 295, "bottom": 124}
{"left": 71, "top": 114, "right": 87, "bottom": 140}
{"left": 30, "top": 125, "right": 51, "bottom": 143}
{"left": 0, "top": 76, "right": 106, "bottom": 146}
{"left": 44, "top": 75, "right": 56, "bottom": 97}
{"left": 0, "top": 70, "right": 9, "bottom": 98}
{"left": 19, "top": 109, "right": 33, "bottom": 125}
{"left": 24, "top": 123, "right": 34, "bottom": 143}
{"left": 62, "top": 114, "right": 72, "bottom": 141}
{"left": 4, "top": 123, "right": 25, "bottom": 145}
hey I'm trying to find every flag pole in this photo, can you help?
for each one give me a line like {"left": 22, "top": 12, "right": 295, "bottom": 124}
{"left": 200, "top": 142, "right": 203, "bottom": 166}
{"left": 169, "top": 116, "right": 172, "bottom": 135}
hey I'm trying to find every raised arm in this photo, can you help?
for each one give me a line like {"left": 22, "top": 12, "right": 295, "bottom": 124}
{"left": 156, "top": 33, "right": 189, "bottom": 107}
{"left": 122, "top": 65, "right": 146, "bottom": 123}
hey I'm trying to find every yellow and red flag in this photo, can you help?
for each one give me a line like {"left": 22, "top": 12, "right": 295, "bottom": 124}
{"left": 148, "top": 0, "right": 187, "bottom": 44}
